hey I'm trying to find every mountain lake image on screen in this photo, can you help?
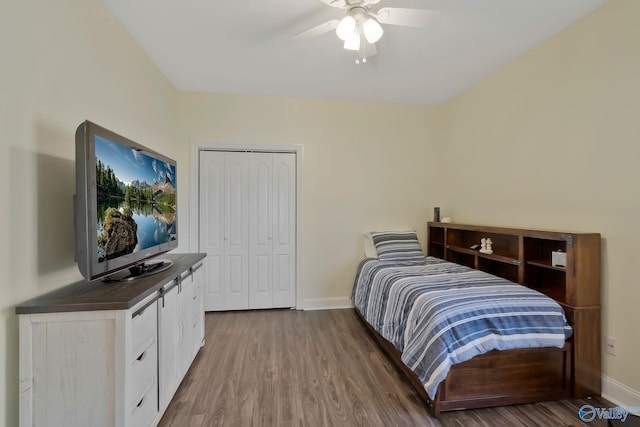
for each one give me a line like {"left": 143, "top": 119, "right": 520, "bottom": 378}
{"left": 94, "top": 134, "right": 177, "bottom": 263}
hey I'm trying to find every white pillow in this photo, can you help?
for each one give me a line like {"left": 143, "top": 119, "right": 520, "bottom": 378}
{"left": 364, "top": 233, "right": 378, "bottom": 258}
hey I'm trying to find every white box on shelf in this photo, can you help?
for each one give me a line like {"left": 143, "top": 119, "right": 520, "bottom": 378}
{"left": 552, "top": 250, "right": 567, "bottom": 267}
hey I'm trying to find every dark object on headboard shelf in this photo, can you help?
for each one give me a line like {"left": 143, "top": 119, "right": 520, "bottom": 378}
{"left": 408, "top": 222, "right": 601, "bottom": 414}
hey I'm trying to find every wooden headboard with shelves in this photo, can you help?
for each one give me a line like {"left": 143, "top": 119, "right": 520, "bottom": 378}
{"left": 426, "top": 221, "right": 602, "bottom": 398}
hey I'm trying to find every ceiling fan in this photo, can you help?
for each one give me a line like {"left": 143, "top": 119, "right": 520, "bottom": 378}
{"left": 293, "top": 0, "right": 440, "bottom": 64}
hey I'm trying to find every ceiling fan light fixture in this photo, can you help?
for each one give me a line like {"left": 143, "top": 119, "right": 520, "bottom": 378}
{"left": 336, "top": 15, "right": 356, "bottom": 41}
{"left": 363, "top": 18, "right": 383, "bottom": 43}
{"left": 343, "top": 29, "right": 361, "bottom": 50}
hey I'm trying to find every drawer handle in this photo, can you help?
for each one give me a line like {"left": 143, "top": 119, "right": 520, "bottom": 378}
{"left": 193, "top": 294, "right": 197, "bottom": 301}
{"left": 132, "top": 337, "right": 154, "bottom": 366}
{"left": 136, "top": 396, "right": 145, "bottom": 409}
{"left": 131, "top": 379, "right": 155, "bottom": 414}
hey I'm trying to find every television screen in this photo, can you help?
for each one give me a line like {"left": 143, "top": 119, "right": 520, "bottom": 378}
{"left": 75, "top": 121, "right": 178, "bottom": 281}
{"left": 94, "top": 135, "right": 176, "bottom": 262}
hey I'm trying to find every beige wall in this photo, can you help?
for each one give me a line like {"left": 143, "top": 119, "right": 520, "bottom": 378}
{"left": 440, "top": 0, "right": 640, "bottom": 394}
{"left": 176, "top": 93, "right": 444, "bottom": 303}
{"left": 0, "top": 0, "right": 179, "bottom": 424}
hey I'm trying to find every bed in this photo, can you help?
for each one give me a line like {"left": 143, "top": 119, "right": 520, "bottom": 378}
{"left": 352, "top": 226, "right": 601, "bottom": 416}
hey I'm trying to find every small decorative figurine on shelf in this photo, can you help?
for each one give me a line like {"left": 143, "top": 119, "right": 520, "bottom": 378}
{"left": 479, "top": 238, "right": 493, "bottom": 254}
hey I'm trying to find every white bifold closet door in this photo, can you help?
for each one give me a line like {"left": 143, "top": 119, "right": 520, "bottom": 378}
{"left": 199, "top": 151, "right": 296, "bottom": 311}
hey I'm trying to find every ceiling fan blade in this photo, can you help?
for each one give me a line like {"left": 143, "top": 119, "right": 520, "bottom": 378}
{"left": 292, "top": 19, "right": 340, "bottom": 40}
{"left": 318, "top": 0, "right": 381, "bottom": 6}
{"left": 375, "top": 8, "right": 440, "bottom": 28}
{"left": 318, "top": 0, "right": 347, "bottom": 8}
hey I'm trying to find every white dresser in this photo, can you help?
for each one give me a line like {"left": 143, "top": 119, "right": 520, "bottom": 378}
{"left": 16, "top": 253, "right": 206, "bottom": 427}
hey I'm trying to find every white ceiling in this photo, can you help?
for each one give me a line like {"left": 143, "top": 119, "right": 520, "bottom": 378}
{"left": 103, "top": 0, "right": 607, "bottom": 105}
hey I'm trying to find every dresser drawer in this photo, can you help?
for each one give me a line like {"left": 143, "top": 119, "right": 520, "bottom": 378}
{"left": 131, "top": 295, "right": 158, "bottom": 360}
{"left": 130, "top": 335, "right": 157, "bottom": 405}
{"left": 129, "top": 376, "right": 158, "bottom": 427}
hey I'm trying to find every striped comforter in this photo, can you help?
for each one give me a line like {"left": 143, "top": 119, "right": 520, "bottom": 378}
{"left": 351, "top": 256, "right": 572, "bottom": 399}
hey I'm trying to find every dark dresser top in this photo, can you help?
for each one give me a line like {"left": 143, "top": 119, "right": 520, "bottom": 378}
{"left": 15, "top": 253, "right": 206, "bottom": 314}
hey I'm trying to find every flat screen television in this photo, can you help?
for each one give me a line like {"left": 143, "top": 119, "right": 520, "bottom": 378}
{"left": 75, "top": 120, "right": 178, "bottom": 281}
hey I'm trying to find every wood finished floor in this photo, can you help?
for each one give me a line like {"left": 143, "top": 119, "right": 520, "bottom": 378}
{"left": 159, "top": 309, "right": 611, "bottom": 427}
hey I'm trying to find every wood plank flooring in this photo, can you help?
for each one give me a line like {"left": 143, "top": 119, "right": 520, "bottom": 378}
{"left": 159, "top": 309, "right": 612, "bottom": 427}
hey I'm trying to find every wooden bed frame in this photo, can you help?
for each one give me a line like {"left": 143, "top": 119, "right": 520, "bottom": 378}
{"left": 355, "top": 222, "right": 601, "bottom": 416}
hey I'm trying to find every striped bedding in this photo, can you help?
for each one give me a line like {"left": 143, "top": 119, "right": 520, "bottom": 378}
{"left": 351, "top": 256, "right": 572, "bottom": 400}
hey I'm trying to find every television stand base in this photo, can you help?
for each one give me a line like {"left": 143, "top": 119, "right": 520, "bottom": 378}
{"left": 102, "top": 259, "right": 174, "bottom": 282}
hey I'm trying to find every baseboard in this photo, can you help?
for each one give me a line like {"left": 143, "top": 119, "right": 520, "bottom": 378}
{"left": 602, "top": 375, "right": 640, "bottom": 414}
{"left": 302, "top": 297, "right": 354, "bottom": 311}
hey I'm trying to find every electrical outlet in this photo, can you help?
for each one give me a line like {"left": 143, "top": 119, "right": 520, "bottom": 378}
{"left": 605, "top": 336, "right": 617, "bottom": 356}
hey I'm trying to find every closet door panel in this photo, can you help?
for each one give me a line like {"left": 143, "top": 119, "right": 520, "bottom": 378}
{"left": 272, "top": 153, "right": 296, "bottom": 308}
{"left": 199, "top": 152, "right": 225, "bottom": 311}
{"left": 248, "top": 153, "right": 273, "bottom": 309}
{"left": 200, "top": 150, "right": 296, "bottom": 311}
{"left": 224, "top": 153, "right": 249, "bottom": 310}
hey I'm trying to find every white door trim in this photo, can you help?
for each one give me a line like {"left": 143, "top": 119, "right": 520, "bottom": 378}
{"left": 190, "top": 142, "right": 304, "bottom": 310}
